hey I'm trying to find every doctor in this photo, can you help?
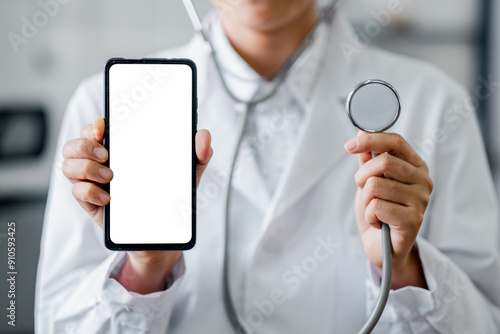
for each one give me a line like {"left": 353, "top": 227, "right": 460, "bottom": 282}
{"left": 36, "top": 0, "right": 500, "bottom": 333}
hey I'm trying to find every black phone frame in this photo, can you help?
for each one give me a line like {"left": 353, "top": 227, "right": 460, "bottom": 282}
{"left": 104, "top": 57, "right": 198, "bottom": 251}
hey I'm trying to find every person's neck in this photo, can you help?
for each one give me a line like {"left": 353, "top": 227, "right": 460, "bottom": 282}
{"left": 220, "top": 8, "right": 317, "bottom": 80}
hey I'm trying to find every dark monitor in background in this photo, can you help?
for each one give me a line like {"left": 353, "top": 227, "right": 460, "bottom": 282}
{"left": 0, "top": 106, "right": 47, "bottom": 161}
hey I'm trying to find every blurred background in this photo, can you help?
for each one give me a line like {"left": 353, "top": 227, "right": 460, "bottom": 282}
{"left": 0, "top": 0, "right": 498, "bottom": 332}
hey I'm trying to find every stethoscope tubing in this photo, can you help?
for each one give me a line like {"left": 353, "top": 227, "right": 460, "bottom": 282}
{"left": 182, "top": 1, "right": 393, "bottom": 333}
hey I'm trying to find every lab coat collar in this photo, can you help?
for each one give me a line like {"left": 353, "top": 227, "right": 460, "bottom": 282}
{"left": 206, "top": 13, "right": 272, "bottom": 210}
{"left": 198, "top": 11, "right": 362, "bottom": 216}
{"left": 209, "top": 13, "right": 261, "bottom": 102}
{"left": 284, "top": 20, "right": 331, "bottom": 113}
{"left": 205, "top": 9, "right": 332, "bottom": 112}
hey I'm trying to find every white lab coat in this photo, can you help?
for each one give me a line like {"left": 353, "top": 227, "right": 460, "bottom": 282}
{"left": 35, "top": 12, "right": 500, "bottom": 333}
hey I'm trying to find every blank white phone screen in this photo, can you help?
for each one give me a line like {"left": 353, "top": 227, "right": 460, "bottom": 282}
{"left": 108, "top": 63, "right": 193, "bottom": 244}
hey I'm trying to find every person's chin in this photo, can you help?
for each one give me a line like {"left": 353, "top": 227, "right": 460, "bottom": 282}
{"left": 233, "top": 8, "right": 294, "bottom": 30}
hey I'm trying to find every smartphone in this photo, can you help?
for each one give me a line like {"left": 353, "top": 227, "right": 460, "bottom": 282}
{"left": 104, "top": 58, "right": 197, "bottom": 250}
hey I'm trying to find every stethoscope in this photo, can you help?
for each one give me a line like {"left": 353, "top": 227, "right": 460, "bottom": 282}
{"left": 182, "top": 1, "right": 401, "bottom": 333}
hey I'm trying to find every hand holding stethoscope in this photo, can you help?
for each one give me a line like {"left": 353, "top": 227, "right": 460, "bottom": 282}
{"left": 346, "top": 80, "right": 433, "bottom": 333}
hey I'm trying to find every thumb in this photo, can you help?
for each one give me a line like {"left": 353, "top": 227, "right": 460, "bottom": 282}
{"left": 195, "top": 129, "right": 213, "bottom": 187}
{"left": 93, "top": 118, "right": 105, "bottom": 144}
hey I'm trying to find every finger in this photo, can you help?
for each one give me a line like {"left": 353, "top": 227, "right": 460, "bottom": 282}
{"left": 361, "top": 176, "right": 429, "bottom": 210}
{"left": 196, "top": 129, "right": 213, "bottom": 187}
{"left": 355, "top": 153, "right": 428, "bottom": 187}
{"left": 80, "top": 123, "right": 93, "bottom": 140}
{"left": 345, "top": 132, "right": 426, "bottom": 168}
{"left": 62, "top": 159, "right": 113, "bottom": 184}
{"left": 62, "top": 138, "right": 108, "bottom": 163}
{"left": 357, "top": 152, "right": 372, "bottom": 167}
{"left": 353, "top": 131, "right": 373, "bottom": 167}
{"left": 75, "top": 199, "right": 104, "bottom": 229}
{"left": 72, "top": 182, "right": 110, "bottom": 207}
{"left": 196, "top": 129, "right": 212, "bottom": 164}
{"left": 365, "top": 198, "right": 422, "bottom": 233}
{"left": 94, "top": 118, "right": 105, "bottom": 143}
{"left": 80, "top": 118, "right": 105, "bottom": 143}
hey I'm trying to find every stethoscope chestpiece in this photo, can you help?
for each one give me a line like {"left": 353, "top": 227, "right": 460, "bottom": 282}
{"left": 346, "top": 79, "right": 401, "bottom": 133}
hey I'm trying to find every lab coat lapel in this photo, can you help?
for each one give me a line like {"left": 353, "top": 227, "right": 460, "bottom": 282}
{"left": 199, "top": 62, "right": 271, "bottom": 213}
{"left": 232, "top": 135, "right": 271, "bottom": 212}
{"left": 270, "top": 78, "right": 354, "bottom": 220}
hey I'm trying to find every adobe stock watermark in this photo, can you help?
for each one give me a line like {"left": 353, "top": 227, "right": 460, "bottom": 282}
{"left": 7, "top": 0, "right": 73, "bottom": 54}
{"left": 225, "top": 234, "right": 341, "bottom": 333}
{"left": 408, "top": 275, "right": 468, "bottom": 332}
{"left": 6, "top": 221, "right": 17, "bottom": 327}
{"left": 109, "top": 64, "right": 172, "bottom": 131}
{"left": 415, "top": 74, "right": 500, "bottom": 159}
{"left": 340, "top": 0, "right": 412, "bottom": 63}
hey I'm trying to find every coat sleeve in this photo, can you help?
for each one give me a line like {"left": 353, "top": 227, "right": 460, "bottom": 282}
{"left": 35, "top": 75, "right": 185, "bottom": 334}
{"left": 365, "top": 82, "right": 500, "bottom": 333}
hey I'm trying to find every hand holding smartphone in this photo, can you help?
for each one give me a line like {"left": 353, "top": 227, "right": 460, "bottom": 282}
{"left": 104, "top": 58, "right": 198, "bottom": 250}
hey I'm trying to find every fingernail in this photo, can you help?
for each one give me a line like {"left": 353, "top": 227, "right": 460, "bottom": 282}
{"left": 94, "top": 147, "right": 107, "bottom": 160}
{"left": 99, "top": 192, "right": 110, "bottom": 204}
{"left": 344, "top": 138, "right": 358, "bottom": 151}
{"left": 99, "top": 168, "right": 112, "bottom": 180}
